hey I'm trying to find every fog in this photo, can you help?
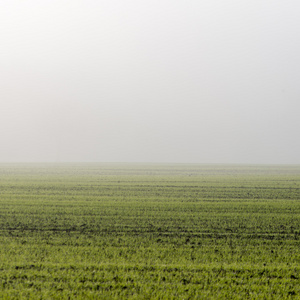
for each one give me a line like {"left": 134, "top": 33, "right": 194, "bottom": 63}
{"left": 1, "top": 0, "right": 300, "bottom": 164}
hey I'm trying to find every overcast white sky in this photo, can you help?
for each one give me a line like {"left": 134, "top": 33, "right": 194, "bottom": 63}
{"left": 1, "top": 0, "right": 300, "bottom": 164}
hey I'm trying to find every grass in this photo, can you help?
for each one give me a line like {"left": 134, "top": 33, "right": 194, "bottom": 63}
{"left": 0, "top": 163, "right": 299, "bottom": 299}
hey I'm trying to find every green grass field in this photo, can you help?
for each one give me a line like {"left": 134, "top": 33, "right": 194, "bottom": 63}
{"left": 0, "top": 163, "right": 299, "bottom": 299}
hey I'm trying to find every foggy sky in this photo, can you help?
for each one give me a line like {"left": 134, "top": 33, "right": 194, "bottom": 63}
{"left": 1, "top": 0, "right": 300, "bottom": 164}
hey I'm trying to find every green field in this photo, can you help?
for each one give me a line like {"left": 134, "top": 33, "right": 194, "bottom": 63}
{"left": 0, "top": 163, "right": 299, "bottom": 299}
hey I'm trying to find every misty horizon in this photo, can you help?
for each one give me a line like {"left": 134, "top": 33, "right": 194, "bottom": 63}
{"left": 1, "top": 1, "right": 300, "bottom": 164}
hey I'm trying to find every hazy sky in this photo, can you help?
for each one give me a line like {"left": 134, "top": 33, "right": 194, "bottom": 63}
{"left": 1, "top": 0, "right": 300, "bottom": 164}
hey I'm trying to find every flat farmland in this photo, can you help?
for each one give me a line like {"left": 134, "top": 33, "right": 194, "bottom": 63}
{"left": 0, "top": 164, "right": 299, "bottom": 299}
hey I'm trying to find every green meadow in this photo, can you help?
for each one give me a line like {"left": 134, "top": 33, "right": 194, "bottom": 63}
{"left": 0, "top": 163, "right": 299, "bottom": 299}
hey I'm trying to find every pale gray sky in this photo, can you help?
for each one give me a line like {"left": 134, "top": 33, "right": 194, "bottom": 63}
{"left": 1, "top": 0, "right": 300, "bottom": 163}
